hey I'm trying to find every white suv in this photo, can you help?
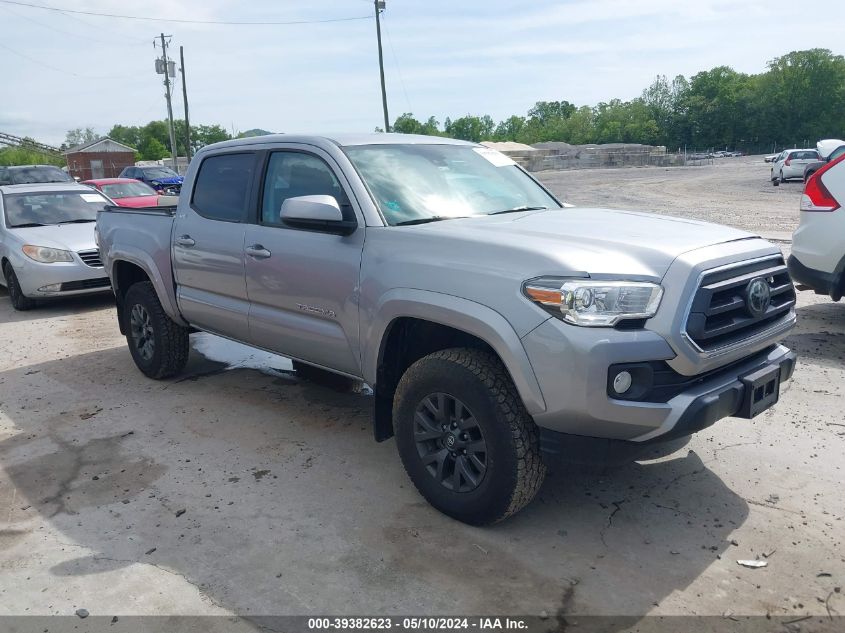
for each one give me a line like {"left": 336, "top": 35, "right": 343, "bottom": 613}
{"left": 771, "top": 149, "right": 821, "bottom": 183}
{"left": 788, "top": 153, "right": 845, "bottom": 300}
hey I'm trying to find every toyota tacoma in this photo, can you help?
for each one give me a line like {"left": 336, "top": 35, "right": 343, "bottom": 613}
{"left": 96, "top": 134, "right": 797, "bottom": 525}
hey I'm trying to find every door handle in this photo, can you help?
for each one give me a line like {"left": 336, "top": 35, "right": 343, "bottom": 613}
{"left": 175, "top": 235, "right": 195, "bottom": 247}
{"left": 246, "top": 244, "right": 271, "bottom": 259}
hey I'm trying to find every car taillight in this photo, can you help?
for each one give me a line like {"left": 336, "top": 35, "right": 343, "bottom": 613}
{"left": 801, "top": 154, "right": 845, "bottom": 212}
{"left": 785, "top": 157, "right": 791, "bottom": 166}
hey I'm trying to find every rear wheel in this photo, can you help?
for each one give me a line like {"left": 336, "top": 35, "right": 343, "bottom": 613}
{"left": 122, "top": 281, "right": 189, "bottom": 379}
{"left": 3, "top": 263, "right": 35, "bottom": 311}
{"left": 779, "top": 169, "right": 786, "bottom": 183}
{"left": 393, "top": 348, "right": 546, "bottom": 525}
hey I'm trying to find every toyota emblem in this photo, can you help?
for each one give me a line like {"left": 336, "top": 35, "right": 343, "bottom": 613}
{"left": 745, "top": 278, "right": 771, "bottom": 318}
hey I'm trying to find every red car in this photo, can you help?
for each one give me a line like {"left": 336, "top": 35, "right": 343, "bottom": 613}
{"left": 82, "top": 178, "right": 160, "bottom": 208}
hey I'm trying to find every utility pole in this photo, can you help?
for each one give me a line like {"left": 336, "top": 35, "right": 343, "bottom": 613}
{"left": 374, "top": 0, "right": 389, "bottom": 132}
{"left": 156, "top": 33, "right": 178, "bottom": 170}
{"left": 179, "top": 46, "right": 192, "bottom": 161}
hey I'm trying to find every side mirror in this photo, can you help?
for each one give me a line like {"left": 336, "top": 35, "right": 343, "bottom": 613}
{"left": 280, "top": 195, "right": 357, "bottom": 235}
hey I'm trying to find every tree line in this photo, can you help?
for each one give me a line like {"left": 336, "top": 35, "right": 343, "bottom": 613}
{"left": 390, "top": 49, "right": 845, "bottom": 153}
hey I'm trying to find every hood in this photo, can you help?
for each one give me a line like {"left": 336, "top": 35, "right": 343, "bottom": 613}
{"left": 114, "top": 195, "right": 160, "bottom": 208}
{"left": 7, "top": 222, "right": 97, "bottom": 253}
{"left": 148, "top": 176, "right": 183, "bottom": 185}
{"left": 409, "top": 207, "right": 754, "bottom": 279}
{"left": 817, "top": 139, "right": 845, "bottom": 159}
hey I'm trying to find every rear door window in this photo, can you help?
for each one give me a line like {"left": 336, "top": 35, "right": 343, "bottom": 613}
{"left": 191, "top": 153, "right": 255, "bottom": 222}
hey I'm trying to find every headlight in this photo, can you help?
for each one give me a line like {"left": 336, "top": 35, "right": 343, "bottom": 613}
{"left": 22, "top": 245, "right": 74, "bottom": 263}
{"left": 523, "top": 278, "right": 663, "bottom": 327}
{"left": 151, "top": 181, "right": 161, "bottom": 187}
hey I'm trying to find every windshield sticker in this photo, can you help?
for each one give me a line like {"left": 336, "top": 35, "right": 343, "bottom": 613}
{"left": 80, "top": 193, "right": 104, "bottom": 203}
{"left": 472, "top": 147, "right": 517, "bottom": 167}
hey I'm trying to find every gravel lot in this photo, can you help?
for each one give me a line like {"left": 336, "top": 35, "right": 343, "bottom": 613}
{"left": 1, "top": 159, "right": 843, "bottom": 623}
{"left": 538, "top": 155, "right": 803, "bottom": 239}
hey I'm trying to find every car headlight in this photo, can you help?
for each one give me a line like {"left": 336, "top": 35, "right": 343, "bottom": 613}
{"left": 151, "top": 180, "right": 161, "bottom": 187}
{"left": 22, "top": 245, "right": 74, "bottom": 263}
{"left": 523, "top": 278, "right": 663, "bottom": 327}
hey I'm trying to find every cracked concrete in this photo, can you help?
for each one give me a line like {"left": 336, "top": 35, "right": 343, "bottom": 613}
{"left": 1, "top": 158, "right": 844, "bottom": 618}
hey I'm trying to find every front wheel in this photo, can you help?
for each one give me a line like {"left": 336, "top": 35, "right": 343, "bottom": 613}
{"left": 393, "top": 348, "right": 546, "bottom": 525}
{"left": 122, "top": 281, "right": 189, "bottom": 379}
{"left": 3, "top": 263, "right": 35, "bottom": 311}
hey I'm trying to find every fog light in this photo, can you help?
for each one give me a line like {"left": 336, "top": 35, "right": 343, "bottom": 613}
{"left": 612, "top": 370, "right": 633, "bottom": 394}
{"left": 38, "top": 283, "right": 62, "bottom": 292}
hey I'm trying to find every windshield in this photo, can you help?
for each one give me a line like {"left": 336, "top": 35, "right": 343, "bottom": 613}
{"left": 143, "top": 167, "right": 180, "bottom": 179}
{"left": 101, "top": 181, "right": 157, "bottom": 198}
{"left": 8, "top": 166, "right": 73, "bottom": 185}
{"left": 344, "top": 144, "right": 561, "bottom": 225}
{"left": 3, "top": 190, "right": 109, "bottom": 228}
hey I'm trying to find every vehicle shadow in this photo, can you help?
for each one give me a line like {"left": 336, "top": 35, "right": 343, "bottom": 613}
{"left": 0, "top": 342, "right": 749, "bottom": 619}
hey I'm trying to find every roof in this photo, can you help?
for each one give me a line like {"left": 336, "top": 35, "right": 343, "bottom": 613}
{"left": 63, "top": 136, "right": 137, "bottom": 154}
{"left": 200, "top": 132, "right": 476, "bottom": 154}
{"left": 0, "top": 182, "right": 96, "bottom": 194}
{"left": 81, "top": 178, "right": 140, "bottom": 185}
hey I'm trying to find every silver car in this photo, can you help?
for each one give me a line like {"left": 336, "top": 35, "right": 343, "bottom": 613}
{"left": 0, "top": 182, "right": 112, "bottom": 310}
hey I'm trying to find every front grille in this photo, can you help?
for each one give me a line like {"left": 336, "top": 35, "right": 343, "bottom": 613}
{"left": 685, "top": 256, "right": 795, "bottom": 351}
{"left": 60, "top": 278, "right": 110, "bottom": 291}
{"left": 77, "top": 249, "right": 102, "bottom": 268}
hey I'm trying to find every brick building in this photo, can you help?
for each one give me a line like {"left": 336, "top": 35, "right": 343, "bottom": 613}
{"left": 64, "top": 137, "right": 137, "bottom": 180}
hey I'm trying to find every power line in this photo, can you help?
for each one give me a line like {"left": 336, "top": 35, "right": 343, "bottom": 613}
{"left": 0, "top": 5, "right": 147, "bottom": 46}
{"left": 0, "top": 39, "right": 127, "bottom": 79}
{"left": 381, "top": 13, "right": 412, "bottom": 115}
{"left": 0, "top": 0, "right": 372, "bottom": 25}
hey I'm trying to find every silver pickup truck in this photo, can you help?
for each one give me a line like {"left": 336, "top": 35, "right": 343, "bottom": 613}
{"left": 96, "top": 133, "right": 797, "bottom": 525}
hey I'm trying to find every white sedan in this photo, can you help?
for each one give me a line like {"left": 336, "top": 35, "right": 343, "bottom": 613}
{"left": 0, "top": 182, "right": 112, "bottom": 310}
{"left": 770, "top": 149, "right": 821, "bottom": 182}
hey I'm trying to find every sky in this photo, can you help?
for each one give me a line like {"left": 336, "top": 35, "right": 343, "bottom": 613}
{"left": 1, "top": 0, "right": 843, "bottom": 146}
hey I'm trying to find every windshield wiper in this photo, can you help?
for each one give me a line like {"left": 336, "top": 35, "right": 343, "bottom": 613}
{"left": 489, "top": 205, "right": 548, "bottom": 215}
{"left": 395, "top": 216, "right": 472, "bottom": 226}
{"left": 11, "top": 222, "right": 47, "bottom": 228}
{"left": 57, "top": 219, "right": 96, "bottom": 225}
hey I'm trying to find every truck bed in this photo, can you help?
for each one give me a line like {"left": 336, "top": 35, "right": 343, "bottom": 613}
{"left": 97, "top": 203, "right": 183, "bottom": 324}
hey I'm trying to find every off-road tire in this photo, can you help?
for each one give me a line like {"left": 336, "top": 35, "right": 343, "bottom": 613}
{"left": 3, "top": 263, "right": 35, "bottom": 311}
{"left": 123, "top": 281, "right": 189, "bottom": 379}
{"left": 393, "top": 348, "right": 546, "bottom": 525}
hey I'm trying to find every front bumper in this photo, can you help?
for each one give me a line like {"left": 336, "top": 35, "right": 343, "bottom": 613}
{"left": 522, "top": 311, "right": 796, "bottom": 443}
{"left": 15, "top": 257, "right": 111, "bottom": 298}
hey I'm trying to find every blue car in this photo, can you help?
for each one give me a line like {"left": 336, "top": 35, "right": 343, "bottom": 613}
{"left": 119, "top": 165, "right": 183, "bottom": 195}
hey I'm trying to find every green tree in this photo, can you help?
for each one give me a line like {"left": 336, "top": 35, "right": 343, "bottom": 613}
{"left": 64, "top": 127, "right": 97, "bottom": 148}
{"left": 138, "top": 137, "right": 168, "bottom": 161}
{"left": 493, "top": 115, "right": 526, "bottom": 141}
{"left": 444, "top": 115, "right": 495, "bottom": 142}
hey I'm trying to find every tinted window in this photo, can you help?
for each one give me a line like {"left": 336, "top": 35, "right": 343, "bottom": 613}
{"left": 261, "top": 152, "right": 349, "bottom": 225}
{"left": 191, "top": 153, "right": 254, "bottom": 222}
{"left": 143, "top": 167, "right": 180, "bottom": 179}
{"left": 9, "top": 166, "right": 73, "bottom": 184}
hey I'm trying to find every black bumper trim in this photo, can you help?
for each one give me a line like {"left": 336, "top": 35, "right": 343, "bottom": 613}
{"left": 787, "top": 254, "right": 840, "bottom": 299}
{"left": 539, "top": 349, "right": 797, "bottom": 460}
{"left": 59, "top": 278, "right": 111, "bottom": 292}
